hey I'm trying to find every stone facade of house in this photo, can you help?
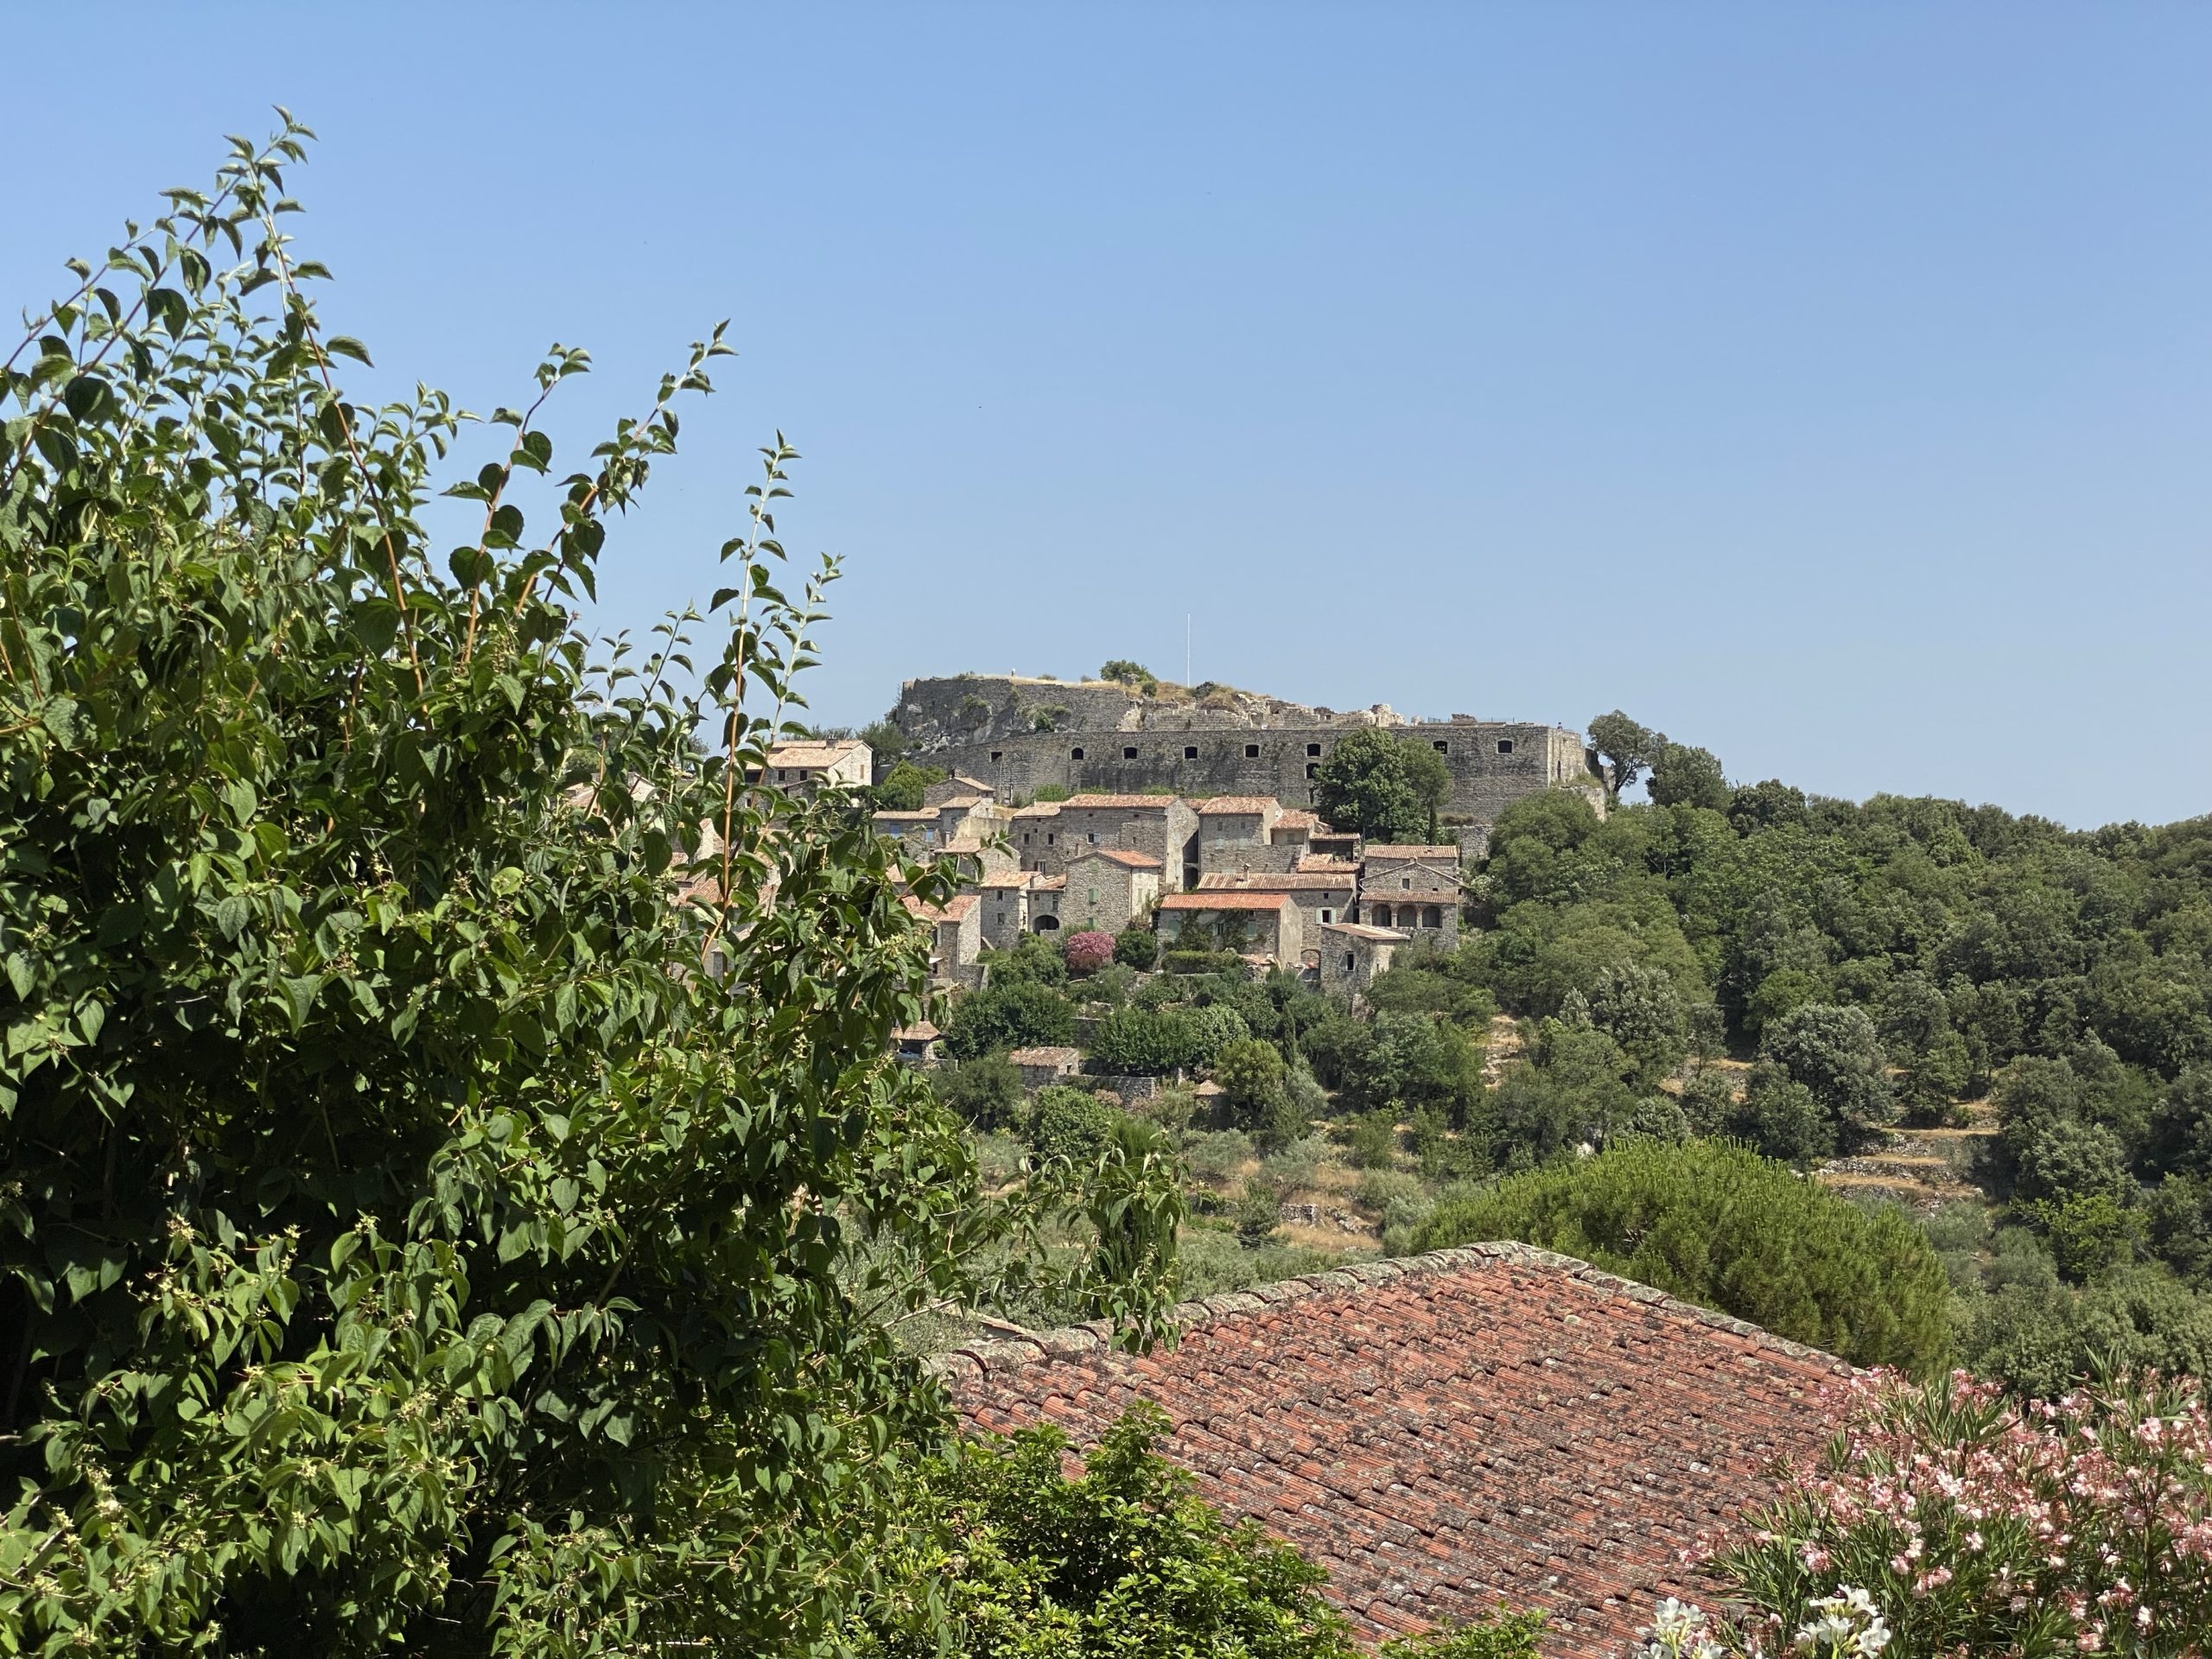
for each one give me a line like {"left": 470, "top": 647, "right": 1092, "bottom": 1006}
{"left": 1196, "top": 870, "right": 1356, "bottom": 949}
{"left": 757, "top": 738, "right": 871, "bottom": 798}
{"left": 1357, "top": 844, "right": 1464, "bottom": 949}
{"left": 1042, "top": 795, "right": 1200, "bottom": 892}
{"left": 1154, "top": 891, "right": 1302, "bottom": 963}
{"left": 1319, "top": 921, "right": 1408, "bottom": 1005}
{"left": 1008, "top": 1046, "right": 1084, "bottom": 1090}
{"left": 1060, "top": 849, "right": 1161, "bottom": 936}
{"left": 902, "top": 892, "right": 982, "bottom": 988}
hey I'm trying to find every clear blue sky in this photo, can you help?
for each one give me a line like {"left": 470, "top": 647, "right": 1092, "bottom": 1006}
{"left": 10, "top": 4, "right": 2209, "bottom": 828}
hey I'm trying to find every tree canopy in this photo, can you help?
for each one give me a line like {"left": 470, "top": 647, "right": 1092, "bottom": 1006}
{"left": 1411, "top": 1140, "right": 1953, "bottom": 1371}
{"left": 1311, "top": 728, "right": 1451, "bottom": 844}
{"left": 0, "top": 124, "right": 1179, "bottom": 1655}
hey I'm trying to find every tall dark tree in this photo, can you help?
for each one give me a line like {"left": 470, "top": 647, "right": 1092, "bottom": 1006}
{"left": 1646, "top": 741, "right": 1730, "bottom": 810}
{"left": 1312, "top": 728, "right": 1451, "bottom": 843}
{"left": 1586, "top": 710, "right": 1660, "bottom": 797}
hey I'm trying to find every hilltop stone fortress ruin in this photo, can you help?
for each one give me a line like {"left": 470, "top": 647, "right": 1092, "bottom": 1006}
{"left": 890, "top": 673, "right": 1599, "bottom": 824}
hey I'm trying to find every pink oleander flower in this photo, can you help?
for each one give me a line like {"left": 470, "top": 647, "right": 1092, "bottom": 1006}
{"left": 1697, "top": 1369, "right": 2212, "bottom": 1658}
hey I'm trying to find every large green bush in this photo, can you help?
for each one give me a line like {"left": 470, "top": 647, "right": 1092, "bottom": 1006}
{"left": 0, "top": 128, "right": 1179, "bottom": 1655}
{"left": 1410, "top": 1141, "right": 1951, "bottom": 1370}
{"left": 943, "top": 978, "right": 1077, "bottom": 1058}
{"left": 851, "top": 1404, "right": 1545, "bottom": 1659}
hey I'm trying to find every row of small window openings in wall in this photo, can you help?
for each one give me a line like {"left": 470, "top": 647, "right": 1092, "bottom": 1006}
{"left": 1052, "top": 739, "right": 1516, "bottom": 762}
{"left": 989, "top": 737, "right": 1516, "bottom": 763}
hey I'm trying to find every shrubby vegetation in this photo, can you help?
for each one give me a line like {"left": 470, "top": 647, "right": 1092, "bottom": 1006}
{"left": 854, "top": 1404, "right": 1545, "bottom": 1659}
{"left": 0, "top": 128, "right": 1188, "bottom": 1653}
{"left": 1410, "top": 1142, "right": 1951, "bottom": 1370}
{"left": 1667, "top": 1368, "right": 2212, "bottom": 1658}
{"left": 1312, "top": 728, "right": 1452, "bottom": 844}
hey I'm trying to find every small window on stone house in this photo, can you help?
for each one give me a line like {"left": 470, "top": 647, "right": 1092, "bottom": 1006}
{"left": 990, "top": 750, "right": 1002, "bottom": 762}
{"left": 1305, "top": 763, "right": 1318, "bottom": 779}
{"left": 1433, "top": 741, "right": 1448, "bottom": 753}
{"left": 1307, "top": 743, "right": 1322, "bottom": 757}
{"left": 1088, "top": 887, "right": 1097, "bottom": 904}
{"left": 776, "top": 769, "right": 788, "bottom": 782}
{"left": 1123, "top": 747, "right": 1138, "bottom": 759}
{"left": 1087, "top": 832, "right": 1096, "bottom": 843}
{"left": 1245, "top": 744, "right": 1261, "bottom": 758}
{"left": 1402, "top": 876, "right": 1412, "bottom": 889}
{"left": 1185, "top": 745, "right": 1198, "bottom": 760}
{"left": 1046, "top": 833, "right": 1055, "bottom": 845}
{"left": 1071, "top": 747, "right": 1084, "bottom": 760}
{"left": 1496, "top": 739, "right": 1514, "bottom": 754}
{"left": 1319, "top": 908, "right": 1334, "bottom": 925}
{"left": 1344, "top": 952, "right": 1356, "bottom": 973}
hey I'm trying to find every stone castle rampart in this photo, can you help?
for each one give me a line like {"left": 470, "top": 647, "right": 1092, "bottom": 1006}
{"left": 891, "top": 676, "right": 1598, "bottom": 823}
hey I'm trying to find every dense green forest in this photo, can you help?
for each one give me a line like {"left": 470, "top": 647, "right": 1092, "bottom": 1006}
{"left": 1417, "top": 746, "right": 2212, "bottom": 1389}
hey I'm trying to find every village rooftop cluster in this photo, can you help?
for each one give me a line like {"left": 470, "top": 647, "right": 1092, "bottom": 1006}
{"left": 760, "top": 736, "right": 1471, "bottom": 1002}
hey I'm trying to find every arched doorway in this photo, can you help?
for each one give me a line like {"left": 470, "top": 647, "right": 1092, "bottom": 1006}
{"left": 1032, "top": 914, "right": 1060, "bottom": 932}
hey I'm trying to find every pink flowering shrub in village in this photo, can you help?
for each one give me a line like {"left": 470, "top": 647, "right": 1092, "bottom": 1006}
{"left": 1640, "top": 1370, "right": 2212, "bottom": 1658}
{"left": 1065, "top": 929, "right": 1117, "bottom": 976}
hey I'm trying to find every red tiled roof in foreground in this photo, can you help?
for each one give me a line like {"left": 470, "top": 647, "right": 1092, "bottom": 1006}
{"left": 938, "top": 1243, "right": 1847, "bottom": 1659}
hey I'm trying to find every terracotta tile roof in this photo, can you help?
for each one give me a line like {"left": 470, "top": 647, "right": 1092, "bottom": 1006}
{"left": 1060, "top": 793, "right": 1182, "bottom": 810}
{"left": 901, "top": 893, "right": 978, "bottom": 924}
{"left": 765, "top": 739, "right": 868, "bottom": 768}
{"left": 1272, "top": 809, "right": 1323, "bottom": 830}
{"left": 1076, "top": 849, "right": 1163, "bottom": 869}
{"left": 1319, "top": 921, "right": 1409, "bottom": 942}
{"left": 976, "top": 871, "right": 1037, "bottom": 889}
{"left": 891, "top": 1021, "right": 941, "bottom": 1042}
{"left": 872, "top": 810, "right": 936, "bottom": 824}
{"left": 1198, "top": 873, "right": 1354, "bottom": 893}
{"left": 1007, "top": 1046, "right": 1084, "bottom": 1068}
{"left": 1011, "top": 803, "right": 1063, "bottom": 819}
{"left": 932, "top": 794, "right": 987, "bottom": 810}
{"left": 1362, "top": 844, "right": 1461, "bottom": 860}
{"left": 1031, "top": 875, "right": 1067, "bottom": 892}
{"left": 1156, "top": 892, "right": 1288, "bottom": 912}
{"left": 1195, "top": 795, "right": 1281, "bottom": 815}
{"left": 939, "top": 1244, "right": 1847, "bottom": 1656}
{"left": 1297, "top": 855, "right": 1363, "bottom": 874}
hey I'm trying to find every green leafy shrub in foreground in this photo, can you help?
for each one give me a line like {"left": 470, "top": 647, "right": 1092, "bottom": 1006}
{"left": 1410, "top": 1140, "right": 1951, "bottom": 1371}
{"left": 851, "top": 1402, "right": 1545, "bottom": 1659}
{"left": 0, "top": 125, "right": 1181, "bottom": 1655}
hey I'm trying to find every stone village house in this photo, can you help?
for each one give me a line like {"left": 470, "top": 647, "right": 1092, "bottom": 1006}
{"left": 1355, "top": 844, "right": 1464, "bottom": 949}
{"left": 754, "top": 738, "right": 871, "bottom": 799}
{"left": 1153, "top": 890, "right": 1303, "bottom": 964}
{"left": 1060, "top": 847, "right": 1162, "bottom": 936}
